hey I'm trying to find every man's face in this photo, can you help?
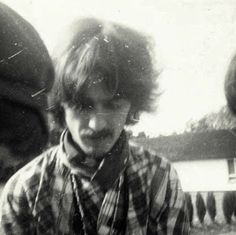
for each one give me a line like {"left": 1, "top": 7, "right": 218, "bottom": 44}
{"left": 63, "top": 82, "right": 131, "bottom": 157}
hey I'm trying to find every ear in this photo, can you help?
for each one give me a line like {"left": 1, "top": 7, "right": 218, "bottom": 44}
{"left": 126, "top": 108, "right": 139, "bottom": 125}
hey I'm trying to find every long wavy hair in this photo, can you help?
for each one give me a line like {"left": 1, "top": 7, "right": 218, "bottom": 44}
{"left": 50, "top": 18, "right": 159, "bottom": 126}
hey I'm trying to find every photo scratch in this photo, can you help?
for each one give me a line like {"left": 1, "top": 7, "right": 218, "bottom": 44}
{"left": 7, "top": 49, "right": 24, "bottom": 60}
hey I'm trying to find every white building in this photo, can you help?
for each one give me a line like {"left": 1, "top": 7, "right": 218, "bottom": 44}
{"left": 135, "top": 129, "right": 236, "bottom": 192}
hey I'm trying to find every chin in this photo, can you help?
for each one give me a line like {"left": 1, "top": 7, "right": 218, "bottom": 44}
{"left": 88, "top": 149, "right": 110, "bottom": 158}
{"left": 82, "top": 147, "right": 101, "bottom": 157}
{"left": 83, "top": 142, "right": 113, "bottom": 156}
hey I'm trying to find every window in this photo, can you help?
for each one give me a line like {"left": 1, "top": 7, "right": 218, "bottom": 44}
{"left": 227, "top": 159, "right": 236, "bottom": 180}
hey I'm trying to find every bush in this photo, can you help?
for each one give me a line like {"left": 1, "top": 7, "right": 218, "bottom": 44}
{"left": 222, "top": 191, "right": 236, "bottom": 224}
{"left": 196, "top": 192, "right": 206, "bottom": 224}
{"left": 185, "top": 192, "right": 194, "bottom": 227}
{"left": 234, "top": 205, "right": 236, "bottom": 218}
{"left": 206, "top": 192, "right": 216, "bottom": 222}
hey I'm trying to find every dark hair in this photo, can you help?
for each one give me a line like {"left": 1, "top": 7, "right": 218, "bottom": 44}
{"left": 225, "top": 54, "right": 236, "bottom": 115}
{"left": 50, "top": 18, "right": 159, "bottom": 126}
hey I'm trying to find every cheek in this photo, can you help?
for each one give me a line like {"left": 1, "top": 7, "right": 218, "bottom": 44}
{"left": 64, "top": 110, "right": 78, "bottom": 131}
{"left": 113, "top": 110, "right": 130, "bottom": 127}
{"left": 64, "top": 113, "right": 73, "bottom": 128}
{"left": 65, "top": 112, "right": 89, "bottom": 132}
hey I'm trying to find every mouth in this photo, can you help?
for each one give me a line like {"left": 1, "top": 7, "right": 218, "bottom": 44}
{"left": 85, "top": 134, "right": 111, "bottom": 142}
{"left": 82, "top": 130, "right": 113, "bottom": 142}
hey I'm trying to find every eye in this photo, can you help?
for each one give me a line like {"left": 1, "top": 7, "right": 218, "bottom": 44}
{"left": 104, "top": 100, "right": 122, "bottom": 110}
{"left": 80, "top": 102, "right": 94, "bottom": 111}
{"left": 70, "top": 101, "right": 94, "bottom": 113}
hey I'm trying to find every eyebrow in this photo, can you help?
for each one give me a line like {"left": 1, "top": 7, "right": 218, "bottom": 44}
{"left": 80, "top": 95, "right": 122, "bottom": 105}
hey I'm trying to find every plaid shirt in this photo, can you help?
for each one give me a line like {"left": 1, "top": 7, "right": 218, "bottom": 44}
{"left": 0, "top": 131, "right": 190, "bottom": 234}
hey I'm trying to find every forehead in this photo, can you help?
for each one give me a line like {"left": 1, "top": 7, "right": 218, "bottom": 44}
{"left": 83, "top": 82, "right": 114, "bottom": 102}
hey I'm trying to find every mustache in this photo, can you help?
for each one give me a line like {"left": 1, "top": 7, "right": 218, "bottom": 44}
{"left": 81, "top": 129, "right": 113, "bottom": 139}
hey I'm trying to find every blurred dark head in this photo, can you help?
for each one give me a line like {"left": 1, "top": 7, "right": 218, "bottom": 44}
{"left": 0, "top": 3, "right": 54, "bottom": 158}
{"left": 0, "top": 99, "right": 48, "bottom": 158}
{"left": 225, "top": 54, "right": 236, "bottom": 115}
{"left": 50, "top": 17, "right": 159, "bottom": 127}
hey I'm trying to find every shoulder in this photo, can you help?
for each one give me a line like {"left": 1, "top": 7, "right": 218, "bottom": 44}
{"left": 128, "top": 140, "right": 171, "bottom": 173}
{"left": 126, "top": 142, "right": 175, "bottom": 202}
{"left": 1, "top": 146, "right": 59, "bottom": 199}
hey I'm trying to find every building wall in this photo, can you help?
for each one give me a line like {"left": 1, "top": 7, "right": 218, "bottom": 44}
{"left": 172, "top": 159, "right": 236, "bottom": 192}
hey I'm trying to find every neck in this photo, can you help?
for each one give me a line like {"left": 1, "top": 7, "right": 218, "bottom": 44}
{"left": 64, "top": 129, "right": 126, "bottom": 168}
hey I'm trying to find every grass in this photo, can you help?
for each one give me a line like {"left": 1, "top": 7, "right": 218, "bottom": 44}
{"left": 190, "top": 221, "right": 236, "bottom": 235}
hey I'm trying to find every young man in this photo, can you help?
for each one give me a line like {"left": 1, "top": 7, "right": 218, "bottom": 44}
{"left": 0, "top": 18, "right": 190, "bottom": 234}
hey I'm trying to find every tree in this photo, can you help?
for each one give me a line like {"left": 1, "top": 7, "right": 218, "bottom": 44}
{"left": 137, "top": 131, "right": 146, "bottom": 139}
{"left": 185, "top": 193, "right": 194, "bottom": 227}
{"left": 126, "top": 129, "right": 133, "bottom": 138}
{"left": 185, "top": 106, "right": 236, "bottom": 133}
{"left": 222, "top": 191, "right": 236, "bottom": 224}
{"left": 206, "top": 192, "right": 216, "bottom": 223}
{"left": 196, "top": 192, "right": 206, "bottom": 224}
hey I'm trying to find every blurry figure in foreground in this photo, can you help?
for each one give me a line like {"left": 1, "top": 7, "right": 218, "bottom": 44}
{"left": 0, "top": 2, "right": 54, "bottom": 201}
{"left": 0, "top": 3, "right": 54, "bottom": 182}
{"left": 225, "top": 54, "right": 236, "bottom": 115}
{"left": 0, "top": 17, "right": 189, "bottom": 234}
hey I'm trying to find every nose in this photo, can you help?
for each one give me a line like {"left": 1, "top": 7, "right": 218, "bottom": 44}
{"left": 88, "top": 112, "right": 107, "bottom": 132}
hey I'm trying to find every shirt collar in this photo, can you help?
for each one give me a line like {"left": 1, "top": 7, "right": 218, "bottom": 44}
{"left": 59, "top": 129, "right": 129, "bottom": 191}
{"left": 63, "top": 129, "right": 86, "bottom": 162}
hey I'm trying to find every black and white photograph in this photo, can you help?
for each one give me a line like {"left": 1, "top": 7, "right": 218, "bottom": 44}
{"left": 0, "top": 0, "right": 236, "bottom": 234}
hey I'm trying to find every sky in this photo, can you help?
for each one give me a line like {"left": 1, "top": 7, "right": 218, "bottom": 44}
{"left": 3, "top": 0, "right": 236, "bottom": 137}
